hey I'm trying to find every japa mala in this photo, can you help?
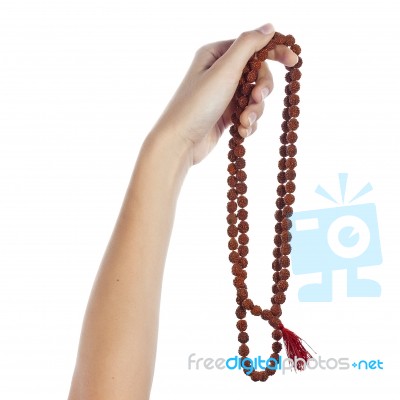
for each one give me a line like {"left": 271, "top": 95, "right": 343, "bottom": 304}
{"left": 227, "top": 32, "right": 312, "bottom": 382}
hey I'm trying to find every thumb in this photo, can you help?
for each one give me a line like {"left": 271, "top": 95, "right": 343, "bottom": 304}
{"left": 216, "top": 23, "right": 275, "bottom": 79}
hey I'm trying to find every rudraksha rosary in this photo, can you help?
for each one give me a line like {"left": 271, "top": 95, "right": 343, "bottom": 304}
{"left": 227, "top": 32, "right": 311, "bottom": 381}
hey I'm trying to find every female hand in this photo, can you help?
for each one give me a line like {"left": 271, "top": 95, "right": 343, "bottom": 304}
{"left": 152, "top": 22, "right": 299, "bottom": 165}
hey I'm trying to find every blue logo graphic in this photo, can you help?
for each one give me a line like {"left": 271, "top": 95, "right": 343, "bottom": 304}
{"left": 291, "top": 173, "right": 382, "bottom": 302}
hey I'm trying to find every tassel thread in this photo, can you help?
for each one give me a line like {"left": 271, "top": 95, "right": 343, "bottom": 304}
{"left": 280, "top": 324, "right": 313, "bottom": 371}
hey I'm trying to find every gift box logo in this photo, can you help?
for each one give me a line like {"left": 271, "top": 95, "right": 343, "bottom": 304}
{"left": 291, "top": 173, "right": 382, "bottom": 302}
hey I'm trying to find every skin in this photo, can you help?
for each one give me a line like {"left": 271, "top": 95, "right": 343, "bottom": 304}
{"left": 67, "top": 22, "right": 298, "bottom": 400}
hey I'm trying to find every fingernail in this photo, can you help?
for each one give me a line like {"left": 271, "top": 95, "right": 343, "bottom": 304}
{"left": 248, "top": 112, "right": 257, "bottom": 125}
{"left": 261, "top": 87, "right": 270, "bottom": 99}
{"left": 257, "top": 23, "right": 274, "bottom": 35}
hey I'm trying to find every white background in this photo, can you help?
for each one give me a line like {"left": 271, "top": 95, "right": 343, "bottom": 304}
{"left": 1, "top": 0, "right": 399, "bottom": 398}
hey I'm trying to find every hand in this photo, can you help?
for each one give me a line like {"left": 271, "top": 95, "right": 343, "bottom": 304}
{"left": 152, "top": 23, "right": 299, "bottom": 165}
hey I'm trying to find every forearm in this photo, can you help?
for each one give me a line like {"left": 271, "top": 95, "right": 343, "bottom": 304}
{"left": 68, "top": 129, "right": 192, "bottom": 400}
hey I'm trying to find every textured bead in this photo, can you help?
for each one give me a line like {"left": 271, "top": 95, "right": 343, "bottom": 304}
{"left": 280, "top": 255, "right": 291, "bottom": 268}
{"left": 238, "top": 331, "right": 249, "bottom": 343}
{"left": 227, "top": 201, "right": 237, "bottom": 213}
{"left": 279, "top": 145, "right": 288, "bottom": 157}
{"left": 236, "top": 319, "right": 247, "bottom": 331}
{"left": 236, "top": 306, "right": 246, "bottom": 319}
{"left": 274, "top": 234, "right": 282, "bottom": 247}
{"left": 272, "top": 284, "right": 279, "bottom": 294}
{"left": 237, "top": 209, "right": 248, "bottom": 220}
{"left": 251, "top": 371, "right": 261, "bottom": 382}
{"left": 287, "top": 144, "right": 297, "bottom": 157}
{"left": 287, "top": 118, "right": 299, "bottom": 131}
{"left": 272, "top": 341, "right": 283, "bottom": 353}
{"left": 289, "top": 81, "right": 300, "bottom": 93}
{"left": 277, "top": 184, "right": 286, "bottom": 197}
{"left": 246, "top": 70, "right": 258, "bottom": 83}
{"left": 280, "top": 133, "right": 288, "bottom": 144}
{"left": 234, "top": 145, "right": 246, "bottom": 158}
{"left": 278, "top": 158, "right": 287, "bottom": 171}
{"left": 279, "top": 268, "right": 290, "bottom": 280}
{"left": 251, "top": 305, "right": 262, "bottom": 316}
{"left": 242, "top": 298, "right": 254, "bottom": 310}
{"left": 238, "top": 245, "right": 249, "bottom": 257}
{"left": 232, "top": 264, "right": 242, "bottom": 276}
{"left": 233, "top": 276, "right": 245, "bottom": 288}
{"left": 285, "top": 35, "right": 295, "bottom": 46}
{"left": 285, "top": 181, "right": 296, "bottom": 193}
{"left": 277, "top": 171, "right": 287, "bottom": 184}
{"left": 277, "top": 280, "right": 289, "bottom": 292}
{"left": 237, "top": 287, "right": 248, "bottom": 300}
{"left": 238, "top": 220, "right": 249, "bottom": 233}
{"left": 229, "top": 251, "right": 240, "bottom": 263}
{"left": 226, "top": 213, "right": 237, "bottom": 225}
{"left": 273, "top": 271, "right": 280, "bottom": 283}
{"left": 237, "top": 196, "right": 248, "bottom": 208}
{"left": 238, "top": 96, "right": 249, "bottom": 109}
{"left": 291, "top": 44, "right": 301, "bottom": 55}
{"left": 282, "top": 205, "right": 293, "bottom": 218}
{"left": 261, "top": 309, "right": 273, "bottom": 321}
{"left": 235, "top": 158, "right": 246, "bottom": 169}
{"left": 294, "top": 56, "right": 303, "bottom": 68}
{"left": 228, "top": 238, "right": 238, "bottom": 250}
{"left": 276, "top": 197, "right": 285, "bottom": 209}
{"left": 236, "top": 182, "right": 247, "bottom": 195}
{"left": 288, "top": 105, "right": 300, "bottom": 118}
{"left": 272, "top": 259, "right": 281, "bottom": 271}
{"left": 285, "top": 157, "right": 297, "bottom": 169}
{"left": 281, "top": 218, "right": 293, "bottom": 230}
{"left": 241, "top": 82, "right": 254, "bottom": 95}
{"left": 271, "top": 304, "right": 282, "bottom": 317}
{"left": 281, "top": 231, "right": 292, "bottom": 244}
{"left": 239, "top": 257, "right": 248, "bottom": 268}
{"left": 238, "top": 233, "right": 249, "bottom": 245}
{"left": 284, "top": 193, "right": 295, "bottom": 206}
{"left": 285, "top": 169, "right": 296, "bottom": 180}
{"left": 227, "top": 225, "right": 238, "bottom": 237}
{"left": 290, "top": 69, "right": 302, "bottom": 81}
{"left": 273, "top": 292, "right": 286, "bottom": 304}
{"left": 280, "top": 243, "right": 291, "bottom": 256}
{"left": 228, "top": 150, "right": 237, "bottom": 162}
{"left": 227, "top": 163, "right": 237, "bottom": 175}
{"left": 256, "top": 48, "right": 269, "bottom": 61}
{"left": 272, "top": 329, "right": 283, "bottom": 341}
{"left": 275, "top": 222, "right": 283, "bottom": 234}
{"left": 274, "top": 210, "right": 283, "bottom": 222}
{"left": 236, "top": 170, "right": 247, "bottom": 182}
{"left": 269, "top": 317, "right": 282, "bottom": 329}
{"left": 227, "top": 175, "right": 237, "bottom": 187}
{"left": 272, "top": 247, "right": 281, "bottom": 258}
{"left": 249, "top": 59, "right": 262, "bottom": 70}
{"left": 239, "top": 344, "right": 250, "bottom": 357}
{"left": 227, "top": 189, "right": 237, "bottom": 201}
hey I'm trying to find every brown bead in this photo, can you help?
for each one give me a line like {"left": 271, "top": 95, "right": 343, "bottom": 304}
{"left": 271, "top": 304, "right": 282, "bottom": 317}
{"left": 276, "top": 197, "right": 285, "bottom": 209}
{"left": 274, "top": 32, "right": 286, "bottom": 44}
{"left": 241, "top": 82, "right": 254, "bottom": 95}
{"left": 272, "top": 247, "right": 281, "bottom": 258}
{"left": 273, "top": 292, "right": 286, "bottom": 304}
{"left": 290, "top": 68, "right": 302, "bottom": 81}
{"left": 294, "top": 56, "right": 303, "bottom": 68}
{"left": 227, "top": 175, "right": 237, "bottom": 187}
{"left": 269, "top": 316, "right": 282, "bottom": 329}
{"left": 287, "top": 118, "right": 299, "bottom": 131}
{"left": 227, "top": 163, "right": 237, "bottom": 175}
{"left": 236, "top": 170, "right": 247, "bottom": 182}
{"left": 277, "top": 184, "right": 286, "bottom": 197}
{"left": 237, "top": 196, "right": 248, "bottom": 208}
{"left": 238, "top": 245, "right": 249, "bottom": 257}
{"left": 227, "top": 224, "right": 238, "bottom": 237}
{"left": 285, "top": 181, "right": 296, "bottom": 193}
{"left": 238, "top": 233, "right": 249, "bottom": 245}
{"left": 289, "top": 80, "right": 300, "bottom": 93}
{"left": 281, "top": 218, "right": 292, "bottom": 230}
{"left": 280, "top": 133, "right": 288, "bottom": 144}
{"left": 271, "top": 352, "right": 280, "bottom": 362}
{"left": 238, "top": 331, "right": 249, "bottom": 343}
{"left": 265, "top": 368, "right": 276, "bottom": 377}
{"left": 249, "top": 59, "right": 262, "bottom": 70}
{"left": 278, "top": 157, "right": 287, "bottom": 171}
{"left": 227, "top": 201, "right": 237, "bottom": 213}
{"left": 232, "top": 264, "right": 242, "bottom": 276}
{"left": 285, "top": 169, "right": 296, "bottom": 180}
{"left": 246, "top": 69, "right": 258, "bottom": 83}
{"left": 277, "top": 171, "right": 287, "bottom": 184}
{"left": 228, "top": 138, "right": 236, "bottom": 150}
{"left": 272, "top": 259, "right": 281, "bottom": 271}
{"left": 231, "top": 112, "right": 240, "bottom": 125}
{"left": 272, "top": 284, "right": 279, "bottom": 294}
{"left": 240, "top": 257, "right": 248, "bottom": 268}
{"left": 281, "top": 243, "right": 291, "bottom": 255}
{"left": 228, "top": 238, "right": 238, "bottom": 250}
{"left": 282, "top": 205, "right": 293, "bottom": 218}
{"left": 233, "top": 276, "right": 245, "bottom": 288}
{"left": 279, "top": 145, "right": 288, "bottom": 157}
{"left": 286, "top": 158, "right": 297, "bottom": 171}
{"left": 281, "top": 230, "right": 292, "bottom": 243}
{"left": 281, "top": 120, "right": 289, "bottom": 132}
{"left": 236, "top": 182, "right": 247, "bottom": 195}
{"left": 282, "top": 108, "right": 290, "bottom": 120}
{"left": 251, "top": 305, "right": 262, "bottom": 316}
{"left": 237, "top": 287, "right": 248, "bottom": 300}
{"left": 279, "top": 269, "right": 290, "bottom": 280}
{"left": 285, "top": 34, "right": 295, "bottom": 46}
{"left": 238, "top": 96, "right": 249, "bottom": 109}
{"left": 237, "top": 209, "right": 248, "bottom": 220}
{"left": 261, "top": 309, "right": 273, "bottom": 321}
{"left": 274, "top": 210, "right": 283, "bottom": 222}
{"left": 229, "top": 251, "right": 240, "bottom": 263}
{"left": 234, "top": 145, "right": 246, "bottom": 158}
{"left": 259, "top": 371, "right": 269, "bottom": 382}
{"left": 289, "top": 105, "right": 300, "bottom": 118}
{"left": 284, "top": 193, "right": 295, "bottom": 206}
{"left": 236, "top": 319, "right": 247, "bottom": 331}
{"left": 251, "top": 371, "right": 261, "bottom": 382}
{"left": 236, "top": 296, "right": 242, "bottom": 305}
{"left": 238, "top": 220, "right": 249, "bottom": 233}
{"left": 228, "top": 150, "right": 237, "bottom": 162}
{"left": 277, "top": 280, "right": 289, "bottom": 292}
{"left": 230, "top": 124, "right": 239, "bottom": 135}
{"left": 236, "top": 306, "right": 246, "bottom": 319}
{"left": 288, "top": 94, "right": 300, "bottom": 106}
{"left": 242, "top": 298, "right": 254, "bottom": 310}
{"left": 287, "top": 131, "right": 298, "bottom": 143}
{"left": 256, "top": 48, "right": 269, "bottom": 61}
{"left": 274, "top": 234, "right": 282, "bottom": 247}
{"left": 280, "top": 255, "right": 290, "bottom": 268}
{"left": 272, "top": 341, "right": 283, "bottom": 353}
{"left": 273, "top": 271, "right": 280, "bottom": 283}
{"left": 239, "top": 344, "right": 250, "bottom": 357}
{"left": 227, "top": 188, "right": 237, "bottom": 201}
{"left": 275, "top": 222, "right": 283, "bottom": 234}
{"left": 291, "top": 44, "right": 301, "bottom": 55}
{"left": 235, "top": 158, "right": 246, "bottom": 169}
{"left": 272, "top": 329, "right": 283, "bottom": 340}
{"left": 226, "top": 213, "right": 237, "bottom": 225}
{"left": 287, "top": 144, "right": 297, "bottom": 158}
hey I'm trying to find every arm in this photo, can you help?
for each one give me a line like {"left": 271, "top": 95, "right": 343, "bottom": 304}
{"left": 68, "top": 22, "right": 298, "bottom": 400}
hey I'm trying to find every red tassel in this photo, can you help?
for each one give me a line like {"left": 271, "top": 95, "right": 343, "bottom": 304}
{"left": 280, "top": 324, "right": 313, "bottom": 371}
